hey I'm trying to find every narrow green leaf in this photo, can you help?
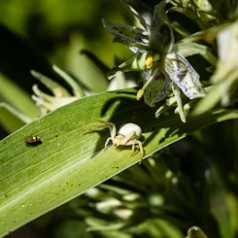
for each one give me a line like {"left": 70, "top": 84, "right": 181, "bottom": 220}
{"left": 0, "top": 89, "right": 238, "bottom": 237}
{"left": 0, "top": 103, "right": 29, "bottom": 132}
{"left": 0, "top": 74, "right": 40, "bottom": 119}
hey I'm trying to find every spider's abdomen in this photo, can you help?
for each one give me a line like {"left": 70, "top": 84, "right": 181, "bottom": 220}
{"left": 118, "top": 123, "right": 142, "bottom": 138}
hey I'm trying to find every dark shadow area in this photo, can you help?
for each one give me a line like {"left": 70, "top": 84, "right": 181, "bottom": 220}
{"left": 0, "top": 24, "right": 72, "bottom": 94}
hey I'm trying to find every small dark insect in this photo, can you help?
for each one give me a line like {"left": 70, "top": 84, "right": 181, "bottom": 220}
{"left": 25, "top": 135, "right": 42, "bottom": 146}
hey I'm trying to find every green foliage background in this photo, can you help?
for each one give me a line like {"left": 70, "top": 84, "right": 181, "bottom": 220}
{"left": 0, "top": 0, "right": 238, "bottom": 238}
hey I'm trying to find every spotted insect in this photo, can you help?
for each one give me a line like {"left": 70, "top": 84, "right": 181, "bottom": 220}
{"left": 25, "top": 135, "right": 42, "bottom": 146}
{"left": 84, "top": 120, "right": 144, "bottom": 164}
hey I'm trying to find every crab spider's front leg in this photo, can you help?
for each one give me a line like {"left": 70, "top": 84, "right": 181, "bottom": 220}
{"left": 104, "top": 137, "right": 113, "bottom": 149}
{"left": 84, "top": 120, "right": 118, "bottom": 151}
{"left": 93, "top": 120, "right": 117, "bottom": 139}
{"left": 84, "top": 120, "right": 117, "bottom": 138}
{"left": 114, "top": 132, "right": 137, "bottom": 147}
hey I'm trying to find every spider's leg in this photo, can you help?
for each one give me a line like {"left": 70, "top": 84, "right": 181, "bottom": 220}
{"left": 94, "top": 120, "right": 116, "bottom": 138}
{"left": 137, "top": 140, "right": 145, "bottom": 164}
{"left": 131, "top": 142, "right": 135, "bottom": 153}
{"left": 83, "top": 124, "right": 109, "bottom": 135}
{"left": 84, "top": 120, "right": 116, "bottom": 138}
{"left": 104, "top": 137, "right": 113, "bottom": 149}
{"left": 122, "top": 132, "right": 137, "bottom": 145}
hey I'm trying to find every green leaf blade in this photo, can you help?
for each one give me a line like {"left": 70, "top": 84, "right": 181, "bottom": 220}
{"left": 0, "top": 89, "right": 238, "bottom": 237}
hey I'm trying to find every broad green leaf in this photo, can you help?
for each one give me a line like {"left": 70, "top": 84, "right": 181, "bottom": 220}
{"left": 1, "top": 89, "right": 238, "bottom": 237}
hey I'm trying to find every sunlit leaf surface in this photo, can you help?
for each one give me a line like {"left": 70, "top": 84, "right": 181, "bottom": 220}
{"left": 1, "top": 89, "right": 238, "bottom": 237}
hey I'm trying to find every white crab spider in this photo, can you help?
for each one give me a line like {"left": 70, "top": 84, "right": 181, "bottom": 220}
{"left": 84, "top": 120, "right": 144, "bottom": 164}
